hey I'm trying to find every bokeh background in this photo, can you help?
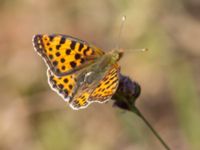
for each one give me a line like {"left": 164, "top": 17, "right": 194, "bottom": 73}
{"left": 0, "top": 0, "right": 200, "bottom": 150}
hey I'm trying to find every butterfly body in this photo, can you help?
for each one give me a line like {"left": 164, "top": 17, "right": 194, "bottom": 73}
{"left": 33, "top": 34, "right": 123, "bottom": 110}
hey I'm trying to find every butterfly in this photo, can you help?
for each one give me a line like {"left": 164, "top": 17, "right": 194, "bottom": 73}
{"left": 32, "top": 34, "right": 123, "bottom": 110}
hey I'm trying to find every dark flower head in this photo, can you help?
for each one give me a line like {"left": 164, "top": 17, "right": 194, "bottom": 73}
{"left": 112, "top": 74, "right": 141, "bottom": 111}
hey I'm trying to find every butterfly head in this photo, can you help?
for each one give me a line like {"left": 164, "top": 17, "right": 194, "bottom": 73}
{"left": 110, "top": 49, "right": 124, "bottom": 62}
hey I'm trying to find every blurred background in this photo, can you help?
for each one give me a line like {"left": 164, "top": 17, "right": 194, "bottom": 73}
{"left": 0, "top": 0, "right": 200, "bottom": 149}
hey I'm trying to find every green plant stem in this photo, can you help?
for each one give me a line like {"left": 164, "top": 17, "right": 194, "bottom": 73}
{"left": 131, "top": 106, "right": 171, "bottom": 150}
{"left": 114, "top": 93, "right": 170, "bottom": 149}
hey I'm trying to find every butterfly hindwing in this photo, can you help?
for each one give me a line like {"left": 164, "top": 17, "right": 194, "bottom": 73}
{"left": 69, "top": 64, "right": 120, "bottom": 109}
{"left": 70, "top": 89, "right": 91, "bottom": 110}
{"left": 47, "top": 69, "right": 76, "bottom": 101}
{"left": 33, "top": 34, "right": 104, "bottom": 76}
{"left": 90, "top": 63, "right": 120, "bottom": 102}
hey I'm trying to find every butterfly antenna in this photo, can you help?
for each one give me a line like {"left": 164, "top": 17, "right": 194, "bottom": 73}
{"left": 114, "top": 16, "right": 149, "bottom": 53}
{"left": 115, "top": 15, "right": 126, "bottom": 49}
{"left": 127, "top": 48, "right": 149, "bottom": 52}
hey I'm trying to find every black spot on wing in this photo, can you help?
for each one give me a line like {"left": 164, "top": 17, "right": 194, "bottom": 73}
{"left": 56, "top": 68, "right": 60, "bottom": 74}
{"left": 78, "top": 43, "right": 84, "bottom": 51}
{"left": 60, "top": 37, "right": 66, "bottom": 44}
{"left": 109, "top": 76, "right": 115, "bottom": 81}
{"left": 111, "top": 78, "right": 118, "bottom": 86}
{"left": 66, "top": 49, "right": 71, "bottom": 55}
{"left": 70, "top": 41, "right": 76, "bottom": 50}
{"left": 83, "top": 47, "right": 90, "bottom": 56}
{"left": 56, "top": 52, "right": 61, "bottom": 57}
{"left": 104, "top": 80, "right": 110, "bottom": 85}
{"left": 80, "top": 58, "right": 85, "bottom": 64}
{"left": 60, "top": 58, "right": 65, "bottom": 63}
{"left": 75, "top": 53, "right": 81, "bottom": 60}
{"left": 53, "top": 61, "right": 58, "bottom": 66}
{"left": 49, "top": 54, "right": 53, "bottom": 59}
{"left": 63, "top": 78, "right": 68, "bottom": 83}
{"left": 61, "top": 66, "right": 66, "bottom": 70}
{"left": 49, "top": 35, "right": 54, "bottom": 41}
{"left": 70, "top": 61, "right": 77, "bottom": 68}
{"left": 58, "top": 84, "right": 64, "bottom": 89}
{"left": 64, "top": 89, "right": 69, "bottom": 97}
{"left": 69, "top": 84, "right": 73, "bottom": 90}
{"left": 56, "top": 45, "right": 61, "bottom": 50}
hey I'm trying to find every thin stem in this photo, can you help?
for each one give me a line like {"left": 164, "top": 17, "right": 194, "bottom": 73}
{"left": 113, "top": 93, "right": 170, "bottom": 149}
{"left": 130, "top": 106, "right": 171, "bottom": 150}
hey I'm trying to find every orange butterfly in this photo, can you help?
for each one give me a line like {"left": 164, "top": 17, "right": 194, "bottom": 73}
{"left": 33, "top": 34, "right": 123, "bottom": 110}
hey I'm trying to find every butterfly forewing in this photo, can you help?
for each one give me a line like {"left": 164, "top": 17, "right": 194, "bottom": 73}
{"left": 33, "top": 34, "right": 104, "bottom": 76}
